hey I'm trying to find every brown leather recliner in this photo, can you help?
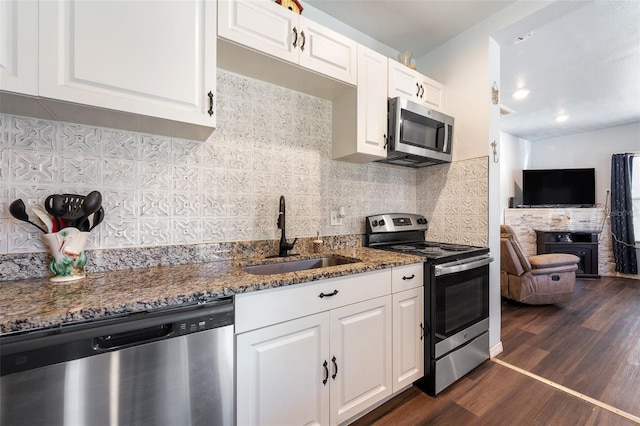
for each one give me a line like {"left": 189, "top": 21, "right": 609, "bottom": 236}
{"left": 500, "top": 225, "right": 580, "bottom": 304}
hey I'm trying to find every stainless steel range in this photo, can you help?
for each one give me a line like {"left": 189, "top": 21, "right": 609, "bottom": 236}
{"left": 365, "top": 213, "right": 493, "bottom": 396}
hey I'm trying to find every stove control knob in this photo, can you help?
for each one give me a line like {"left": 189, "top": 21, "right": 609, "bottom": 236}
{"left": 371, "top": 220, "right": 378, "bottom": 227}
{"left": 378, "top": 219, "right": 386, "bottom": 226}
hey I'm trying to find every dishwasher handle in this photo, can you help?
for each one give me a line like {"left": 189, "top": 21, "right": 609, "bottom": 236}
{"left": 1, "top": 299, "right": 234, "bottom": 376}
{"left": 93, "top": 323, "right": 173, "bottom": 351}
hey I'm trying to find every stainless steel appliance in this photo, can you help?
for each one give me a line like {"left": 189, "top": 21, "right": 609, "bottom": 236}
{"left": 365, "top": 213, "right": 492, "bottom": 396}
{"left": 1, "top": 298, "right": 234, "bottom": 426}
{"left": 378, "top": 97, "right": 454, "bottom": 168}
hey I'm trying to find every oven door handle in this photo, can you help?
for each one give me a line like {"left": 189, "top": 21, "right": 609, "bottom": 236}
{"left": 434, "top": 255, "right": 494, "bottom": 276}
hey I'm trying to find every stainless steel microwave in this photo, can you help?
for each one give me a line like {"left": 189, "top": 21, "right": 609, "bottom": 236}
{"left": 378, "top": 97, "right": 454, "bottom": 168}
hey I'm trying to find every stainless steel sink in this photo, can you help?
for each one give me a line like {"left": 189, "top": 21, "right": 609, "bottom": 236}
{"left": 243, "top": 256, "right": 360, "bottom": 275}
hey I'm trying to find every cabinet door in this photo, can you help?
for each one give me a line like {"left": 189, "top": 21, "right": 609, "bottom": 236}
{"left": 298, "top": 16, "right": 357, "bottom": 85}
{"left": 330, "top": 296, "right": 392, "bottom": 425}
{"left": 356, "top": 45, "right": 388, "bottom": 159}
{"left": 418, "top": 75, "right": 445, "bottom": 112}
{"left": 392, "top": 287, "right": 424, "bottom": 393}
{"left": 236, "top": 313, "right": 330, "bottom": 426}
{"left": 388, "top": 60, "right": 421, "bottom": 101}
{"left": 0, "top": 0, "right": 38, "bottom": 95}
{"left": 38, "top": 0, "right": 216, "bottom": 127}
{"left": 218, "top": 0, "right": 297, "bottom": 64}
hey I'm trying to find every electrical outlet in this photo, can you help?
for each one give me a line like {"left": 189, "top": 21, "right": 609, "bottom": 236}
{"left": 330, "top": 211, "right": 343, "bottom": 226}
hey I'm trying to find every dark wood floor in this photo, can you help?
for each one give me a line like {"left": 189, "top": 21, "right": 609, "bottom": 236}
{"left": 352, "top": 276, "right": 640, "bottom": 425}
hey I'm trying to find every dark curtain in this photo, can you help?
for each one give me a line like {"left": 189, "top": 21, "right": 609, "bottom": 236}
{"left": 610, "top": 153, "right": 637, "bottom": 274}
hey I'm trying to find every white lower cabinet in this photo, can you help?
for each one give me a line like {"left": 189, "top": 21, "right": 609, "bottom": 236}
{"left": 392, "top": 286, "right": 424, "bottom": 392}
{"left": 236, "top": 296, "right": 391, "bottom": 426}
{"left": 236, "top": 312, "right": 330, "bottom": 426}
{"left": 236, "top": 266, "right": 422, "bottom": 425}
{"left": 391, "top": 263, "right": 425, "bottom": 393}
{"left": 330, "top": 296, "right": 392, "bottom": 424}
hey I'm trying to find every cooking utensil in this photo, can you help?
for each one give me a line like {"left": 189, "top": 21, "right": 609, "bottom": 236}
{"left": 45, "top": 195, "right": 62, "bottom": 231}
{"left": 76, "top": 191, "right": 102, "bottom": 231}
{"left": 51, "top": 194, "right": 69, "bottom": 225}
{"left": 88, "top": 206, "right": 105, "bottom": 231}
{"left": 60, "top": 194, "right": 86, "bottom": 225}
{"left": 32, "top": 206, "right": 54, "bottom": 233}
{"left": 9, "top": 199, "right": 47, "bottom": 233}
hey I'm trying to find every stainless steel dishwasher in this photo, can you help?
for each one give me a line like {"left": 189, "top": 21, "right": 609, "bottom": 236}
{"left": 0, "top": 298, "right": 234, "bottom": 426}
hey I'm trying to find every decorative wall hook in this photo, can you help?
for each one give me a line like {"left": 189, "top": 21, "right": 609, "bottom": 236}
{"left": 491, "top": 140, "right": 499, "bottom": 163}
{"left": 491, "top": 82, "right": 499, "bottom": 105}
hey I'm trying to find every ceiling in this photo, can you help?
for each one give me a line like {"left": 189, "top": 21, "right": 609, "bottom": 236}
{"left": 305, "top": 0, "right": 640, "bottom": 142}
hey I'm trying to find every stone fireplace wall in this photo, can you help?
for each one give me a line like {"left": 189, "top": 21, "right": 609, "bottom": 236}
{"left": 503, "top": 207, "right": 618, "bottom": 277}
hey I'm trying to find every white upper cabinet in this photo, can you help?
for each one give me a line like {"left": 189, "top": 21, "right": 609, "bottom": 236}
{"left": 332, "top": 45, "right": 388, "bottom": 163}
{"left": 356, "top": 46, "right": 389, "bottom": 159}
{"left": 297, "top": 16, "right": 357, "bottom": 85}
{"left": 218, "top": 0, "right": 357, "bottom": 85}
{"left": 217, "top": 0, "right": 297, "bottom": 62}
{"left": 388, "top": 59, "right": 445, "bottom": 112}
{"left": 37, "top": 0, "right": 216, "bottom": 138}
{"left": 0, "top": 1, "right": 38, "bottom": 95}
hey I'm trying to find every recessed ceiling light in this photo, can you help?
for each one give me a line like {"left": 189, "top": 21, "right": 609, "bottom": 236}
{"left": 512, "top": 89, "right": 530, "bottom": 100}
{"left": 555, "top": 114, "right": 570, "bottom": 122}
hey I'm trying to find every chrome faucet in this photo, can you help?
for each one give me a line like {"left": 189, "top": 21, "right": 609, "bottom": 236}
{"left": 277, "top": 195, "right": 297, "bottom": 257}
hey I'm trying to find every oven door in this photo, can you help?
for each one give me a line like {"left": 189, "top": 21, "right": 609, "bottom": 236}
{"left": 430, "top": 255, "right": 492, "bottom": 358}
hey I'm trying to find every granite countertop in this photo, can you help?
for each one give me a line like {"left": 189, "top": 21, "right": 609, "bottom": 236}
{"left": 0, "top": 248, "right": 423, "bottom": 335}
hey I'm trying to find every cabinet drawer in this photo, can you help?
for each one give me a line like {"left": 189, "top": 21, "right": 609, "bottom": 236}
{"left": 391, "top": 263, "right": 423, "bottom": 293}
{"left": 235, "top": 269, "right": 391, "bottom": 333}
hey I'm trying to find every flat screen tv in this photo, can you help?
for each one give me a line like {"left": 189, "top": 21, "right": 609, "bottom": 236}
{"left": 522, "top": 168, "right": 595, "bottom": 207}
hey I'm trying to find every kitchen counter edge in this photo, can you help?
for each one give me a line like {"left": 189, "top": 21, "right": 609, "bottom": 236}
{"left": 0, "top": 248, "right": 423, "bottom": 335}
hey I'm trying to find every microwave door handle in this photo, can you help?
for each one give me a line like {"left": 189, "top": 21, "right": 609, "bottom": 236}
{"left": 443, "top": 124, "right": 450, "bottom": 152}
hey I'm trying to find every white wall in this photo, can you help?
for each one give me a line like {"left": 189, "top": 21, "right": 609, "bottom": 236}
{"left": 527, "top": 122, "right": 640, "bottom": 206}
{"left": 414, "top": 0, "right": 553, "bottom": 355}
{"left": 500, "top": 131, "right": 529, "bottom": 218}
{"left": 301, "top": 4, "right": 399, "bottom": 59}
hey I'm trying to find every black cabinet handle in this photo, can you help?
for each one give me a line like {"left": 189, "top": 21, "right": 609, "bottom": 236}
{"left": 300, "top": 30, "right": 306, "bottom": 51}
{"left": 416, "top": 82, "right": 420, "bottom": 97}
{"left": 292, "top": 27, "right": 298, "bottom": 48}
{"left": 322, "top": 360, "right": 329, "bottom": 385}
{"left": 420, "top": 322, "right": 424, "bottom": 341}
{"left": 331, "top": 356, "right": 338, "bottom": 380}
{"left": 402, "top": 274, "right": 415, "bottom": 280}
{"left": 207, "top": 91, "right": 214, "bottom": 117}
{"left": 319, "top": 290, "right": 339, "bottom": 298}
{"left": 419, "top": 84, "right": 425, "bottom": 98}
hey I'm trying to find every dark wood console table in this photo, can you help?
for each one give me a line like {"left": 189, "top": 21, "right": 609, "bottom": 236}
{"left": 535, "top": 230, "right": 600, "bottom": 279}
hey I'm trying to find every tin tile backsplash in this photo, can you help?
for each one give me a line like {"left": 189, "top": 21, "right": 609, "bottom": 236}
{"left": 1, "top": 70, "right": 418, "bottom": 254}
{"left": 417, "top": 157, "right": 489, "bottom": 247}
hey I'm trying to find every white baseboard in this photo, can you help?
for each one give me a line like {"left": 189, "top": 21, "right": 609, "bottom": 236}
{"left": 490, "top": 341, "right": 504, "bottom": 358}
